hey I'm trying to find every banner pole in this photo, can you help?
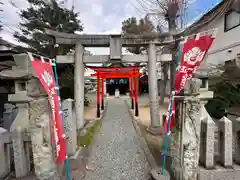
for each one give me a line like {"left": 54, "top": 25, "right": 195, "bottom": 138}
{"left": 161, "top": 42, "right": 183, "bottom": 175}
{"left": 51, "top": 59, "right": 71, "bottom": 180}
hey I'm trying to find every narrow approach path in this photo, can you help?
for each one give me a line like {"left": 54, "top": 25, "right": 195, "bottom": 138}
{"left": 84, "top": 98, "right": 151, "bottom": 180}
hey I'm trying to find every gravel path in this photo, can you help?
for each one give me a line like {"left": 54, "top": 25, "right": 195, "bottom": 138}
{"left": 84, "top": 98, "right": 151, "bottom": 180}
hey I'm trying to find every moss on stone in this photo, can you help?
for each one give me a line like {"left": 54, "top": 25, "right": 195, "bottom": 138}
{"left": 77, "top": 120, "right": 101, "bottom": 147}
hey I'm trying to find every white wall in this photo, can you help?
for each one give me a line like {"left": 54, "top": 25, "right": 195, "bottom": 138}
{"left": 195, "top": 13, "right": 240, "bottom": 65}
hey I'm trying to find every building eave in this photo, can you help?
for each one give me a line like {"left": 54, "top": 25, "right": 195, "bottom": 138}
{"left": 183, "top": 0, "right": 232, "bottom": 35}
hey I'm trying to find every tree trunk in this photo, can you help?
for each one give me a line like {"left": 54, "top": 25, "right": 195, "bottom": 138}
{"left": 159, "top": 62, "right": 169, "bottom": 105}
{"left": 169, "top": 18, "right": 177, "bottom": 91}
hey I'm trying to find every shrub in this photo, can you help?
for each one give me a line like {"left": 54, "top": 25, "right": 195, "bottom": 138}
{"left": 205, "top": 98, "right": 228, "bottom": 119}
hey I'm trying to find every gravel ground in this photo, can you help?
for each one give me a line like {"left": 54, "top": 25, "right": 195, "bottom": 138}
{"left": 83, "top": 98, "right": 151, "bottom": 180}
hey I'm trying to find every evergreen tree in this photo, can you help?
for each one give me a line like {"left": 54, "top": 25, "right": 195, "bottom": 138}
{"left": 121, "top": 16, "right": 155, "bottom": 54}
{"left": 14, "top": 0, "right": 83, "bottom": 57}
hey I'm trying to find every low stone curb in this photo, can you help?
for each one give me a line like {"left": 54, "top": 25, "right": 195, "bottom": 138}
{"left": 124, "top": 100, "right": 170, "bottom": 180}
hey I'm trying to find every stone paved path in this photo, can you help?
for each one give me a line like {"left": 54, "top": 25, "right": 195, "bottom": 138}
{"left": 84, "top": 98, "right": 151, "bottom": 180}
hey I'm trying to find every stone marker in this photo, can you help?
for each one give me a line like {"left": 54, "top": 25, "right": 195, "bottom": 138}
{"left": 218, "top": 116, "right": 233, "bottom": 168}
{"left": 0, "top": 127, "right": 9, "bottom": 178}
{"left": 115, "top": 89, "right": 120, "bottom": 97}
{"left": 200, "top": 116, "right": 215, "bottom": 169}
{"left": 233, "top": 117, "right": 240, "bottom": 164}
{"left": 11, "top": 126, "right": 28, "bottom": 178}
{"left": 62, "top": 99, "right": 77, "bottom": 156}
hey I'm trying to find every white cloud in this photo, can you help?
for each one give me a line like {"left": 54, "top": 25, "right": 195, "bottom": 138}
{"left": 1, "top": 0, "right": 141, "bottom": 54}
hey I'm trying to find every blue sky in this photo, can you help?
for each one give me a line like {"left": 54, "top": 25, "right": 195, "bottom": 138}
{"left": 186, "top": 0, "right": 221, "bottom": 23}
{"left": 2, "top": 0, "right": 222, "bottom": 55}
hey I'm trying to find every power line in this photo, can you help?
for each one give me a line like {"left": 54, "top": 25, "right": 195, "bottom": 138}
{"left": 129, "top": 0, "right": 145, "bottom": 18}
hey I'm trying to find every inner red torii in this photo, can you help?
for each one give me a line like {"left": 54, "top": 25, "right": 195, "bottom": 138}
{"left": 88, "top": 66, "right": 141, "bottom": 118}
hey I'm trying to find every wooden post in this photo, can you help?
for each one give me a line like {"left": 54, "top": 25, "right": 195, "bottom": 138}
{"left": 97, "top": 73, "right": 101, "bottom": 118}
{"left": 129, "top": 77, "right": 134, "bottom": 110}
{"left": 134, "top": 71, "right": 139, "bottom": 117}
{"left": 101, "top": 77, "right": 104, "bottom": 110}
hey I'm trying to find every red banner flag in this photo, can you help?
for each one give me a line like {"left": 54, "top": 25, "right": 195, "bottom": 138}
{"left": 164, "top": 35, "right": 214, "bottom": 134}
{"left": 175, "top": 35, "right": 214, "bottom": 94}
{"left": 31, "top": 59, "right": 67, "bottom": 165}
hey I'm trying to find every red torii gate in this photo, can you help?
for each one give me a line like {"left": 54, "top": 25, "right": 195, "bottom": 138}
{"left": 88, "top": 66, "right": 141, "bottom": 118}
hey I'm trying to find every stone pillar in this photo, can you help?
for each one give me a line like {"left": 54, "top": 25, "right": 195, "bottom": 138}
{"left": 62, "top": 99, "right": 77, "bottom": 156}
{"left": 31, "top": 125, "right": 60, "bottom": 180}
{"left": 147, "top": 42, "right": 161, "bottom": 132}
{"left": 199, "top": 116, "right": 215, "bottom": 169}
{"left": 74, "top": 43, "right": 85, "bottom": 129}
{"left": 218, "top": 116, "right": 233, "bottom": 168}
{"left": 11, "top": 127, "right": 28, "bottom": 178}
{"left": 233, "top": 117, "right": 240, "bottom": 164}
{"left": 178, "top": 78, "right": 202, "bottom": 180}
{"left": 0, "top": 128, "right": 10, "bottom": 179}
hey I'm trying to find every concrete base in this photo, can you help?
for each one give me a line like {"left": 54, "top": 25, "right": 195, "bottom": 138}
{"left": 147, "top": 126, "right": 165, "bottom": 136}
{"left": 68, "top": 147, "right": 82, "bottom": 160}
{"left": 151, "top": 167, "right": 170, "bottom": 180}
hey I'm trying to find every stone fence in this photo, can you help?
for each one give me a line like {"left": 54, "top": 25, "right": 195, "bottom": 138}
{"left": 0, "top": 126, "right": 32, "bottom": 179}
{"left": 199, "top": 115, "right": 240, "bottom": 169}
{"left": 0, "top": 98, "right": 78, "bottom": 179}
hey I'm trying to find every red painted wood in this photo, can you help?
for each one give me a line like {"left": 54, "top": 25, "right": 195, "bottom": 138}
{"left": 133, "top": 71, "right": 138, "bottom": 104}
{"left": 97, "top": 74, "right": 101, "bottom": 105}
{"left": 129, "top": 78, "right": 132, "bottom": 98}
{"left": 91, "top": 72, "right": 142, "bottom": 77}
{"left": 101, "top": 77, "right": 104, "bottom": 100}
{"left": 87, "top": 66, "right": 141, "bottom": 72}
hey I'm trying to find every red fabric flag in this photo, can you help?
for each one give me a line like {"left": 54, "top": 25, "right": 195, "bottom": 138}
{"left": 31, "top": 60, "right": 67, "bottom": 165}
{"left": 164, "top": 35, "right": 214, "bottom": 134}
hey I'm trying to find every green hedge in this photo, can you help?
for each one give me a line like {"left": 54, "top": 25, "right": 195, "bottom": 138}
{"left": 205, "top": 98, "right": 228, "bottom": 119}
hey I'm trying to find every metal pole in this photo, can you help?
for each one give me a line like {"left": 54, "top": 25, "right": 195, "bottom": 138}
{"left": 74, "top": 43, "right": 85, "bottom": 129}
{"left": 101, "top": 77, "right": 104, "bottom": 110}
{"left": 52, "top": 59, "right": 71, "bottom": 180}
{"left": 148, "top": 42, "right": 161, "bottom": 131}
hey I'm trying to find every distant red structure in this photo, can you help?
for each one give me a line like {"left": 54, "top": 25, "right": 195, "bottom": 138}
{"left": 88, "top": 65, "right": 142, "bottom": 117}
